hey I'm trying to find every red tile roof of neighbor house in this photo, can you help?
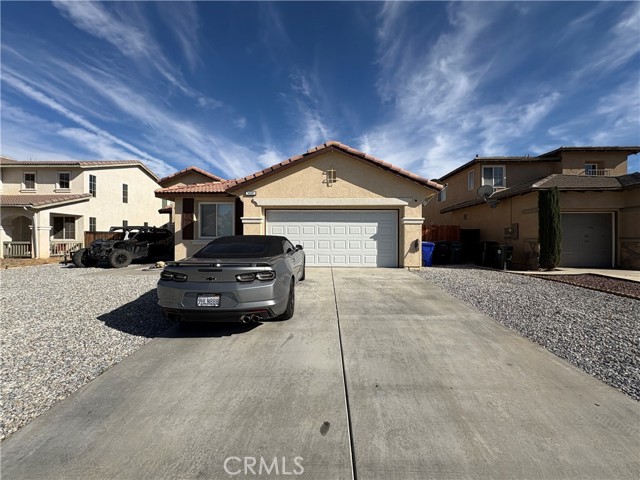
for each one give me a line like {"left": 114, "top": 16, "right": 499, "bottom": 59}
{"left": 155, "top": 141, "right": 443, "bottom": 197}
{"left": 158, "top": 166, "right": 225, "bottom": 186}
{"left": 0, "top": 193, "right": 92, "bottom": 208}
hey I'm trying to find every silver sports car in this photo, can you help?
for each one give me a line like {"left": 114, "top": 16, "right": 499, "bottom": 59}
{"left": 157, "top": 235, "right": 305, "bottom": 323}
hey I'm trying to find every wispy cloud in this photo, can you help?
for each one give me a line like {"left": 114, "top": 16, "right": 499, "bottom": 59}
{"left": 52, "top": 0, "right": 217, "bottom": 109}
{"left": 156, "top": 1, "right": 201, "bottom": 71}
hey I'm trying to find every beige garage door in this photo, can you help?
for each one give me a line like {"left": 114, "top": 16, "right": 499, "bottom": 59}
{"left": 266, "top": 210, "right": 398, "bottom": 267}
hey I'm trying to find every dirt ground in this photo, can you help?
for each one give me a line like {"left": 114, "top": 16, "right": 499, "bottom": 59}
{"left": 0, "top": 257, "right": 67, "bottom": 269}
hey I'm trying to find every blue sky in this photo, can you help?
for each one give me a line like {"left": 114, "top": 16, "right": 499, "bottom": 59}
{"left": 1, "top": 1, "right": 639, "bottom": 179}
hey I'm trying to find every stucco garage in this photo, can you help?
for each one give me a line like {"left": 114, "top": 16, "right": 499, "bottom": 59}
{"left": 156, "top": 141, "right": 443, "bottom": 268}
{"left": 266, "top": 209, "right": 398, "bottom": 267}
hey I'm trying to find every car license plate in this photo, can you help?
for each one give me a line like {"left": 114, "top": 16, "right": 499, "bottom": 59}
{"left": 197, "top": 294, "right": 220, "bottom": 307}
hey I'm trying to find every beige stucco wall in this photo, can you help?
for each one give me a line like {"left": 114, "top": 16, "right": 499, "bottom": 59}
{"left": 0, "top": 167, "right": 85, "bottom": 195}
{"left": 161, "top": 172, "right": 219, "bottom": 188}
{"left": 560, "top": 151, "right": 629, "bottom": 176}
{"left": 229, "top": 150, "right": 435, "bottom": 268}
{"left": 173, "top": 195, "right": 237, "bottom": 260}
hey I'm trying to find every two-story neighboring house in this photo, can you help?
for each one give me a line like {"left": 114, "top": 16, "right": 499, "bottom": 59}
{"left": 0, "top": 156, "right": 165, "bottom": 259}
{"left": 424, "top": 146, "right": 640, "bottom": 269}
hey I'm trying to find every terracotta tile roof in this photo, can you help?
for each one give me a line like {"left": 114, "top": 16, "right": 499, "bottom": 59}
{"left": 0, "top": 156, "right": 19, "bottom": 164}
{"left": 227, "top": 140, "right": 443, "bottom": 191}
{"left": 158, "top": 166, "right": 225, "bottom": 186}
{"left": 156, "top": 140, "right": 443, "bottom": 196}
{"left": 156, "top": 180, "right": 236, "bottom": 196}
{"left": 0, "top": 193, "right": 92, "bottom": 208}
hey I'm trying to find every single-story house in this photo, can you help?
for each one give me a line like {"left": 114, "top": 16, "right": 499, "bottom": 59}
{"left": 156, "top": 141, "right": 443, "bottom": 268}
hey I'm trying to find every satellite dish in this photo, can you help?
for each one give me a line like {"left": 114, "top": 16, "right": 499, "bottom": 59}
{"left": 476, "top": 185, "right": 495, "bottom": 200}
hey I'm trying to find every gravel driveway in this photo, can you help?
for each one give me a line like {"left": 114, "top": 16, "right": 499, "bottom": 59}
{"left": 414, "top": 265, "right": 640, "bottom": 401}
{"left": 1, "top": 263, "right": 175, "bottom": 440}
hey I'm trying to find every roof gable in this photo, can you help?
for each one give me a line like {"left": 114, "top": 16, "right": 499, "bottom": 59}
{"left": 158, "top": 166, "right": 225, "bottom": 186}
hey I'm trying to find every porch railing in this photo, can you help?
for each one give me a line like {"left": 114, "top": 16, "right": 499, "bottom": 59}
{"left": 582, "top": 168, "right": 613, "bottom": 176}
{"left": 3, "top": 241, "right": 32, "bottom": 258}
{"left": 50, "top": 241, "right": 83, "bottom": 257}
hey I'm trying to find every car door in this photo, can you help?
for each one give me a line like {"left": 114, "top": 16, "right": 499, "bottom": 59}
{"left": 283, "top": 239, "right": 303, "bottom": 278}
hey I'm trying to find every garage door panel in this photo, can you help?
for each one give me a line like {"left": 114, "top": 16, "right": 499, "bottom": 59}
{"left": 266, "top": 210, "right": 398, "bottom": 267}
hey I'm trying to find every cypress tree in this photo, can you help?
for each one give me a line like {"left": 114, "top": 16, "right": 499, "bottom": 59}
{"left": 538, "top": 187, "right": 562, "bottom": 270}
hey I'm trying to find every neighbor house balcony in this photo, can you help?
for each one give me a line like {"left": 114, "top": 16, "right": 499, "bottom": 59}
{"left": 582, "top": 168, "right": 613, "bottom": 176}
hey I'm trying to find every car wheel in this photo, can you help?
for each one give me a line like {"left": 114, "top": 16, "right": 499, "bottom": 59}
{"left": 299, "top": 259, "right": 305, "bottom": 281}
{"left": 72, "top": 248, "right": 97, "bottom": 268}
{"left": 279, "top": 278, "right": 295, "bottom": 320}
{"left": 109, "top": 249, "right": 133, "bottom": 268}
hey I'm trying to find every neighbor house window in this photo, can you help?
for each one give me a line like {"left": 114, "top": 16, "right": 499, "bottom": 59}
{"left": 52, "top": 216, "right": 75, "bottom": 240}
{"left": 199, "top": 203, "right": 234, "bottom": 238}
{"left": 323, "top": 169, "right": 337, "bottom": 185}
{"left": 123, "top": 220, "right": 128, "bottom": 227}
{"left": 437, "top": 189, "right": 446, "bottom": 202}
{"left": 57, "top": 172, "right": 70, "bottom": 190}
{"left": 482, "top": 165, "right": 505, "bottom": 188}
{"left": 122, "top": 184, "right": 128, "bottom": 203}
{"left": 89, "top": 217, "right": 96, "bottom": 232}
{"left": 467, "top": 170, "right": 475, "bottom": 191}
{"left": 23, "top": 172, "right": 36, "bottom": 190}
{"left": 89, "top": 175, "right": 97, "bottom": 197}
{"left": 584, "top": 163, "right": 598, "bottom": 176}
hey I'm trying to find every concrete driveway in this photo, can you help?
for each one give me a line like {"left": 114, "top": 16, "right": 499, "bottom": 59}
{"left": 2, "top": 268, "right": 638, "bottom": 479}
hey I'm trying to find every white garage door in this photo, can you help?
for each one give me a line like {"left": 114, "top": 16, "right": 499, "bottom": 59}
{"left": 266, "top": 210, "right": 398, "bottom": 267}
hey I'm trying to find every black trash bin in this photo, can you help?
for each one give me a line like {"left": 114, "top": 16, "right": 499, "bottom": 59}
{"left": 432, "top": 241, "right": 450, "bottom": 265}
{"left": 448, "top": 241, "right": 464, "bottom": 264}
{"left": 476, "top": 241, "right": 498, "bottom": 266}
{"left": 489, "top": 244, "right": 514, "bottom": 269}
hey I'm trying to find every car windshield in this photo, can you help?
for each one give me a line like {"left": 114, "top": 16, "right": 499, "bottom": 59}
{"left": 193, "top": 236, "right": 284, "bottom": 258}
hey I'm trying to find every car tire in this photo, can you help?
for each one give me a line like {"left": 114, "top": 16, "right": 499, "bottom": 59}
{"left": 279, "top": 278, "right": 295, "bottom": 320}
{"left": 109, "top": 249, "right": 133, "bottom": 268}
{"left": 299, "top": 260, "right": 305, "bottom": 281}
{"left": 72, "top": 248, "right": 97, "bottom": 268}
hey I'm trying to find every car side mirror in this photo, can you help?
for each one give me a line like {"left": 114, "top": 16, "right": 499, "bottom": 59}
{"left": 295, "top": 245, "right": 304, "bottom": 251}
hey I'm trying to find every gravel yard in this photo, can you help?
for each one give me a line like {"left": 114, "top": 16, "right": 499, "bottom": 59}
{"left": 415, "top": 265, "right": 640, "bottom": 401}
{"left": 1, "top": 263, "right": 175, "bottom": 440}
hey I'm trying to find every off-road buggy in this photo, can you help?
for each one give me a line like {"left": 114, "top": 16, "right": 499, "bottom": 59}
{"left": 72, "top": 226, "right": 174, "bottom": 268}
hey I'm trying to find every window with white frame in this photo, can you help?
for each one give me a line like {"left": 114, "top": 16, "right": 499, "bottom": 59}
{"left": 23, "top": 172, "right": 36, "bottom": 190}
{"left": 89, "top": 217, "right": 97, "bottom": 232}
{"left": 437, "top": 188, "right": 446, "bottom": 202}
{"left": 122, "top": 184, "right": 128, "bottom": 203}
{"left": 89, "top": 174, "right": 97, "bottom": 197}
{"left": 482, "top": 165, "right": 505, "bottom": 188}
{"left": 57, "top": 172, "right": 70, "bottom": 190}
{"left": 199, "top": 203, "right": 234, "bottom": 238}
{"left": 52, "top": 216, "right": 75, "bottom": 240}
{"left": 467, "top": 170, "right": 475, "bottom": 191}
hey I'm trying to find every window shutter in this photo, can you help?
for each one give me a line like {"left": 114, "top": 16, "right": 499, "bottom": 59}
{"left": 182, "top": 198, "right": 194, "bottom": 240}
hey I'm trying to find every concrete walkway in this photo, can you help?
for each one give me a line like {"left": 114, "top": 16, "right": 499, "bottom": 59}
{"left": 511, "top": 267, "right": 639, "bottom": 282}
{"left": 2, "top": 268, "right": 639, "bottom": 479}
